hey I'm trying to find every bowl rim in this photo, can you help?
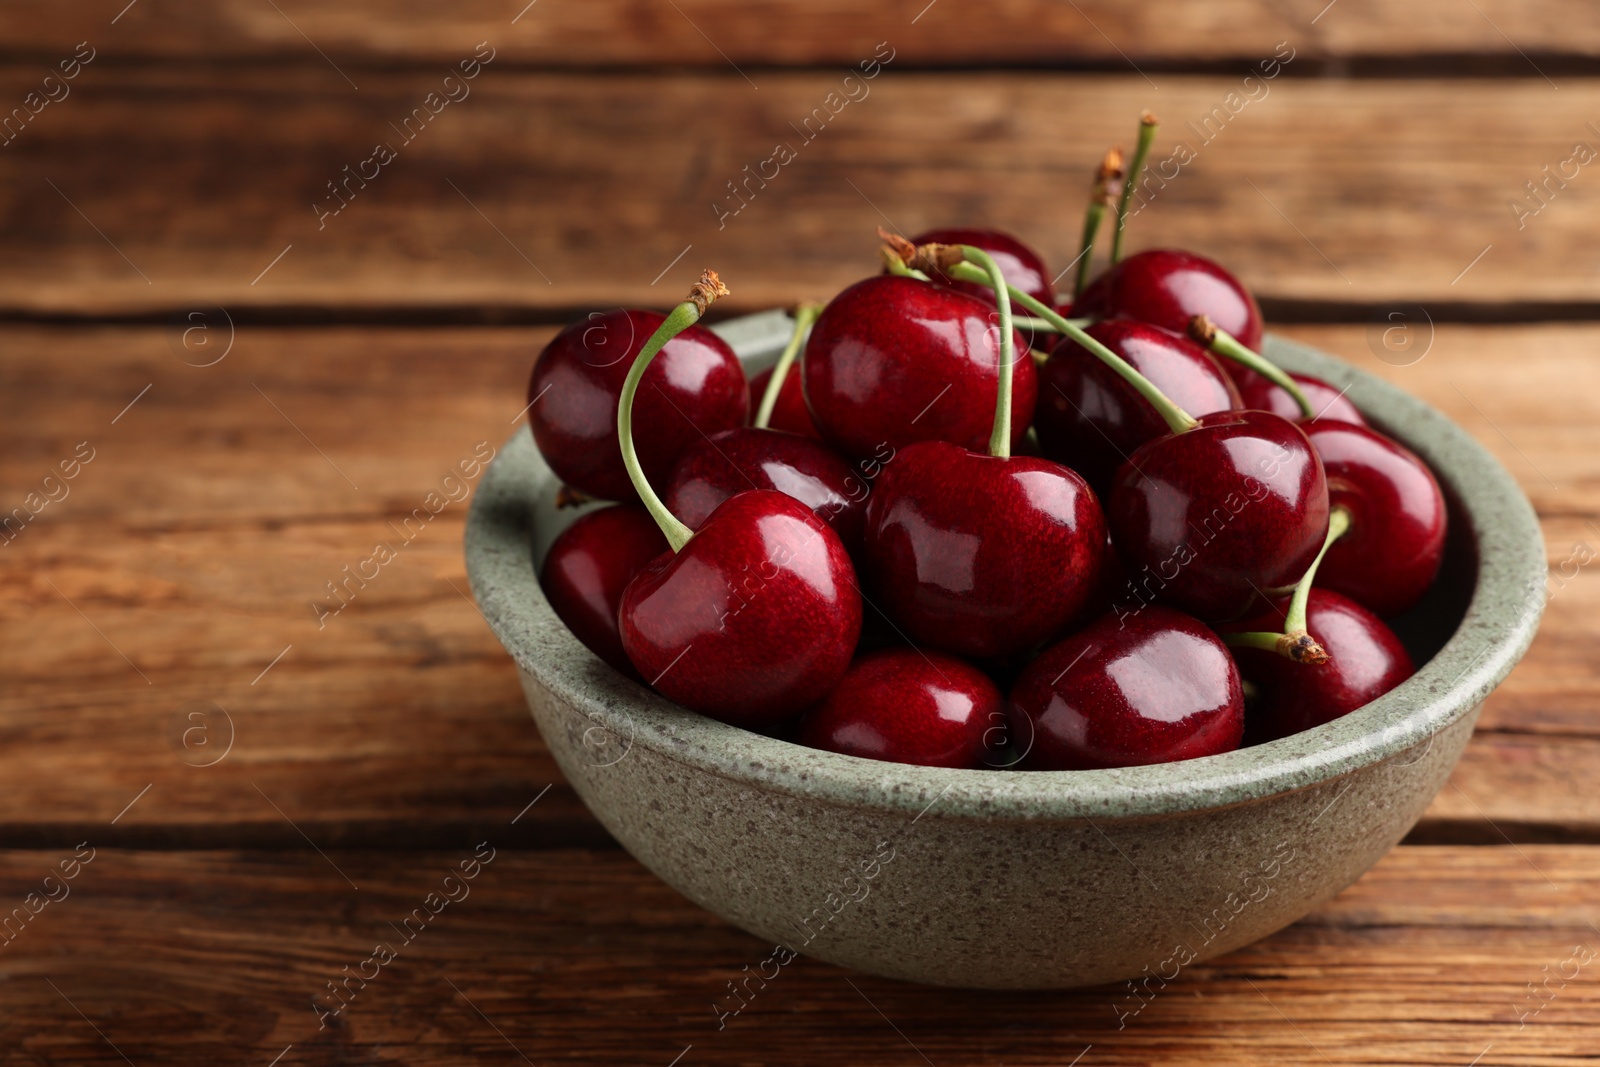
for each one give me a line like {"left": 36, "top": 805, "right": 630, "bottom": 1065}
{"left": 465, "top": 322, "right": 1546, "bottom": 822}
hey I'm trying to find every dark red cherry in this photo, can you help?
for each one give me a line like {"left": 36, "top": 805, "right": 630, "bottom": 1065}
{"left": 619, "top": 490, "right": 861, "bottom": 728}
{"left": 1108, "top": 409, "right": 1329, "bottom": 621}
{"left": 1009, "top": 606, "right": 1244, "bottom": 769}
{"left": 861, "top": 440, "right": 1106, "bottom": 660}
{"left": 797, "top": 647, "right": 1001, "bottom": 769}
{"left": 747, "top": 365, "right": 820, "bottom": 439}
{"left": 539, "top": 505, "right": 668, "bottom": 678}
{"left": 1078, "top": 249, "right": 1263, "bottom": 353}
{"left": 909, "top": 227, "right": 1054, "bottom": 308}
{"left": 803, "top": 275, "right": 1037, "bottom": 459}
{"left": 662, "top": 427, "right": 866, "bottom": 552}
{"left": 1235, "top": 369, "right": 1366, "bottom": 426}
{"left": 1306, "top": 422, "right": 1446, "bottom": 617}
{"left": 1035, "top": 320, "right": 1242, "bottom": 496}
{"left": 527, "top": 310, "right": 748, "bottom": 501}
{"left": 1222, "top": 589, "right": 1413, "bottom": 743}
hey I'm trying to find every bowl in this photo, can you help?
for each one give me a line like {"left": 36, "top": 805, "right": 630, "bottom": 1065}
{"left": 464, "top": 311, "right": 1545, "bottom": 989}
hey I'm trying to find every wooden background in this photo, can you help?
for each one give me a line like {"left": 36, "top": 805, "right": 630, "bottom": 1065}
{"left": 2, "top": 1, "right": 1598, "bottom": 1063}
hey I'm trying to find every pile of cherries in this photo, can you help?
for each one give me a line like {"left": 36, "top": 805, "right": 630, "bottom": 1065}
{"left": 529, "top": 114, "right": 1446, "bottom": 772}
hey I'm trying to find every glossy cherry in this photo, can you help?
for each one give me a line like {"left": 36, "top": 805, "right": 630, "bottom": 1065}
{"left": 802, "top": 275, "right": 1037, "bottom": 459}
{"left": 1077, "top": 249, "right": 1264, "bottom": 353}
{"left": 527, "top": 309, "right": 748, "bottom": 501}
{"left": 620, "top": 490, "right": 861, "bottom": 726}
{"left": 862, "top": 441, "right": 1106, "bottom": 659}
{"left": 539, "top": 505, "right": 668, "bottom": 678}
{"left": 747, "top": 365, "right": 820, "bottom": 438}
{"left": 797, "top": 648, "right": 1002, "bottom": 769}
{"left": 1236, "top": 369, "right": 1366, "bottom": 426}
{"left": 909, "top": 227, "right": 1055, "bottom": 308}
{"left": 1223, "top": 589, "right": 1414, "bottom": 743}
{"left": 1035, "top": 320, "right": 1241, "bottom": 496}
{"left": 1009, "top": 606, "right": 1244, "bottom": 769}
{"left": 662, "top": 427, "right": 866, "bottom": 552}
{"left": 1108, "top": 409, "right": 1330, "bottom": 622}
{"left": 1306, "top": 421, "right": 1446, "bottom": 617}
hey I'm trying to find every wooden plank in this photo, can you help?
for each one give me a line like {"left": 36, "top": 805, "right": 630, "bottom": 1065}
{"left": 1, "top": 323, "right": 1593, "bottom": 845}
{"left": 2, "top": 67, "right": 1600, "bottom": 317}
{"left": 0, "top": 0, "right": 1595, "bottom": 67}
{"left": 1, "top": 846, "right": 1597, "bottom": 1064}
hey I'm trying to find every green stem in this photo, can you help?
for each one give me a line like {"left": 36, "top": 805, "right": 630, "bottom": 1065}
{"left": 1112, "top": 112, "right": 1158, "bottom": 264}
{"left": 617, "top": 301, "right": 718, "bottom": 552}
{"left": 754, "top": 303, "right": 821, "bottom": 429}
{"left": 1191, "top": 316, "right": 1315, "bottom": 419}
{"left": 945, "top": 260, "right": 1198, "bottom": 435}
{"left": 1014, "top": 314, "right": 1096, "bottom": 335}
{"left": 956, "top": 246, "right": 1017, "bottom": 459}
{"left": 880, "top": 246, "right": 931, "bottom": 282}
{"left": 1222, "top": 505, "right": 1354, "bottom": 663}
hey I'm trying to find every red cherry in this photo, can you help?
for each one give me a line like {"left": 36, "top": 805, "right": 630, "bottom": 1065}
{"left": 802, "top": 275, "right": 1037, "bottom": 459}
{"left": 619, "top": 491, "right": 861, "bottom": 728}
{"left": 909, "top": 227, "right": 1054, "bottom": 308}
{"left": 1306, "top": 422, "right": 1446, "bottom": 617}
{"left": 861, "top": 440, "right": 1106, "bottom": 660}
{"left": 747, "top": 365, "right": 820, "bottom": 438}
{"left": 539, "top": 505, "right": 668, "bottom": 678}
{"left": 662, "top": 427, "right": 866, "bottom": 552}
{"left": 1077, "top": 249, "right": 1263, "bottom": 353}
{"left": 1108, "top": 410, "right": 1330, "bottom": 621}
{"left": 1009, "top": 607, "right": 1244, "bottom": 769}
{"left": 1236, "top": 369, "right": 1366, "bottom": 426}
{"left": 1222, "top": 589, "right": 1413, "bottom": 743}
{"left": 1035, "top": 320, "right": 1241, "bottom": 495}
{"left": 798, "top": 648, "right": 1001, "bottom": 769}
{"left": 527, "top": 310, "right": 748, "bottom": 501}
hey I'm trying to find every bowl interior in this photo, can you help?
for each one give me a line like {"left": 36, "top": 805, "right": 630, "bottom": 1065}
{"left": 466, "top": 312, "right": 1546, "bottom": 823}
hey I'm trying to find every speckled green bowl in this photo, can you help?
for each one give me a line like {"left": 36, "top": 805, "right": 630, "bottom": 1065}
{"left": 465, "top": 310, "right": 1545, "bottom": 989}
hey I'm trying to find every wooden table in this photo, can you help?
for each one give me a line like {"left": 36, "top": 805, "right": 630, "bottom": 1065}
{"left": 2, "top": 2, "right": 1597, "bottom": 1062}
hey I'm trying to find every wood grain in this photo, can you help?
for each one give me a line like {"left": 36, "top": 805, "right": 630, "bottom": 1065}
{"left": 0, "top": 0, "right": 1594, "bottom": 67}
{"left": 0, "top": 322, "right": 1592, "bottom": 848}
{"left": 1, "top": 846, "right": 1597, "bottom": 1065}
{"left": 2, "top": 66, "right": 1600, "bottom": 318}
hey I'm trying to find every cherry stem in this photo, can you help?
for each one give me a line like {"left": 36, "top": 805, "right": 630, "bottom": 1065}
{"left": 952, "top": 246, "right": 1018, "bottom": 458}
{"left": 1112, "top": 111, "right": 1158, "bottom": 264}
{"left": 1074, "top": 147, "right": 1125, "bottom": 299}
{"left": 754, "top": 302, "right": 821, "bottom": 429}
{"left": 1222, "top": 505, "right": 1353, "bottom": 664}
{"left": 1188, "top": 315, "right": 1315, "bottom": 419}
{"left": 617, "top": 269, "right": 730, "bottom": 553}
{"left": 943, "top": 259, "right": 1198, "bottom": 435}
{"left": 1014, "top": 314, "right": 1096, "bottom": 334}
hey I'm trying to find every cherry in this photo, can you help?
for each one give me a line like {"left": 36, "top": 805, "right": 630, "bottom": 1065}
{"left": 1035, "top": 320, "right": 1241, "bottom": 496}
{"left": 612, "top": 272, "right": 863, "bottom": 727}
{"left": 539, "top": 505, "right": 668, "bottom": 678}
{"left": 526, "top": 309, "right": 748, "bottom": 501}
{"left": 1008, "top": 606, "right": 1244, "bottom": 770}
{"left": 861, "top": 244, "right": 1106, "bottom": 660}
{"left": 1107, "top": 409, "right": 1330, "bottom": 622}
{"left": 1222, "top": 589, "right": 1413, "bottom": 744}
{"left": 662, "top": 427, "right": 866, "bottom": 552}
{"left": 797, "top": 648, "right": 1001, "bottom": 769}
{"left": 1237, "top": 369, "right": 1366, "bottom": 426}
{"left": 802, "top": 275, "right": 1037, "bottom": 459}
{"left": 1077, "top": 249, "right": 1264, "bottom": 353}
{"left": 621, "top": 490, "right": 862, "bottom": 726}
{"left": 909, "top": 227, "right": 1054, "bottom": 308}
{"left": 1306, "top": 421, "right": 1446, "bottom": 617}
{"left": 747, "top": 366, "right": 819, "bottom": 438}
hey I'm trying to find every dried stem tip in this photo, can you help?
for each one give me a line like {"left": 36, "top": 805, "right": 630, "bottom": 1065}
{"left": 877, "top": 226, "right": 917, "bottom": 266}
{"left": 1140, "top": 109, "right": 1159, "bottom": 127}
{"left": 1278, "top": 630, "right": 1330, "bottom": 665}
{"left": 1187, "top": 313, "right": 1218, "bottom": 346}
{"left": 687, "top": 269, "right": 730, "bottom": 316}
{"left": 1095, "top": 146, "right": 1126, "bottom": 208}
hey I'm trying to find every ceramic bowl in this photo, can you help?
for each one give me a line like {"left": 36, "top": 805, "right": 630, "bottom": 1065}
{"left": 464, "top": 310, "right": 1545, "bottom": 989}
